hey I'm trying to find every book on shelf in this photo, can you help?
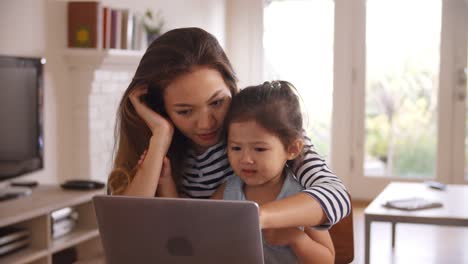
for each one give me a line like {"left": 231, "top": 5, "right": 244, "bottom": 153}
{"left": 68, "top": 2, "right": 144, "bottom": 51}
{"left": 382, "top": 197, "right": 443, "bottom": 211}
{"left": 67, "top": 1, "right": 102, "bottom": 48}
{"left": 110, "top": 8, "right": 122, "bottom": 49}
{"left": 121, "top": 9, "right": 129, "bottom": 49}
{"left": 117, "top": 8, "right": 136, "bottom": 50}
{"left": 131, "top": 13, "right": 138, "bottom": 50}
{"left": 102, "top": 7, "right": 111, "bottom": 49}
{"left": 0, "top": 238, "right": 29, "bottom": 257}
{"left": 0, "top": 227, "right": 29, "bottom": 247}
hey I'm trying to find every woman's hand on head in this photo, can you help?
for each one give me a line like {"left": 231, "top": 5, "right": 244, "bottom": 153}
{"left": 129, "top": 85, "right": 174, "bottom": 138}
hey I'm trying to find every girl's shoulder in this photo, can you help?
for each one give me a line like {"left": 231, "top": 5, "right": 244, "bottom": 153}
{"left": 276, "top": 170, "right": 304, "bottom": 200}
{"left": 222, "top": 175, "right": 244, "bottom": 200}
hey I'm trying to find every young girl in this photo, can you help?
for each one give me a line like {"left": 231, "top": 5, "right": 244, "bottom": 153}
{"left": 210, "top": 81, "right": 335, "bottom": 263}
{"left": 108, "top": 27, "right": 350, "bottom": 229}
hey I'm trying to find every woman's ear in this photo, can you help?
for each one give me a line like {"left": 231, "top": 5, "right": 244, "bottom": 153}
{"left": 287, "top": 138, "right": 304, "bottom": 160}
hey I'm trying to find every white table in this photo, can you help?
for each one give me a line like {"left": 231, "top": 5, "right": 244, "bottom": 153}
{"left": 364, "top": 182, "right": 468, "bottom": 264}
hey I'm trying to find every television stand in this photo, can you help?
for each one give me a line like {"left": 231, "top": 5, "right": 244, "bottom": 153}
{"left": 0, "top": 186, "right": 32, "bottom": 202}
{"left": 0, "top": 185, "right": 105, "bottom": 263}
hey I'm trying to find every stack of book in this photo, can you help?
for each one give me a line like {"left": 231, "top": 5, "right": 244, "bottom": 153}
{"left": 51, "top": 207, "right": 78, "bottom": 239}
{"left": 0, "top": 226, "right": 30, "bottom": 257}
{"left": 68, "top": 1, "right": 144, "bottom": 50}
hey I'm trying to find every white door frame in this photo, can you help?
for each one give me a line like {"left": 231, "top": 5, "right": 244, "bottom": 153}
{"left": 449, "top": 0, "right": 468, "bottom": 184}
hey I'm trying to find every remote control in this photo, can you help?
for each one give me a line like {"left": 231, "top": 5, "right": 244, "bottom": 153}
{"left": 425, "top": 181, "right": 446, "bottom": 191}
{"left": 10, "top": 181, "right": 38, "bottom": 188}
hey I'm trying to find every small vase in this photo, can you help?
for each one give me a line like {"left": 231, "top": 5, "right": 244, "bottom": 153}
{"left": 147, "top": 33, "right": 160, "bottom": 45}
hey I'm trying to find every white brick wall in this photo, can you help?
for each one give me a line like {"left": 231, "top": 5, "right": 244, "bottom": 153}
{"left": 88, "top": 70, "right": 130, "bottom": 182}
{"left": 64, "top": 49, "right": 141, "bottom": 182}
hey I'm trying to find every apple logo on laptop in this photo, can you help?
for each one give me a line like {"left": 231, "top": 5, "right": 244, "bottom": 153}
{"left": 166, "top": 236, "right": 194, "bottom": 256}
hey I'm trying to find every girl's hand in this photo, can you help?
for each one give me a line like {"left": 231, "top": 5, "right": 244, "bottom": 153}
{"left": 262, "top": 227, "right": 305, "bottom": 247}
{"left": 159, "top": 157, "right": 175, "bottom": 186}
{"left": 136, "top": 150, "right": 177, "bottom": 197}
{"left": 137, "top": 151, "right": 175, "bottom": 187}
{"left": 157, "top": 157, "right": 178, "bottom": 197}
{"left": 129, "top": 85, "right": 174, "bottom": 138}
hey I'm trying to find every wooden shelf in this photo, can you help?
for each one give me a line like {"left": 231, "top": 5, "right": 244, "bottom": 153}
{"left": 65, "top": 48, "right": 144, "bottom": 57}
{"left": 63, "top": 48, "right": 144, "bottom": 70}
{"left": 0, "top": 185, "right": 105, "bottom": 264}
{"left": 0, "top": 247, "right": 48, "bottom": 264}
{"left": 51, "top": 228, "right": 99, "bottom": 253}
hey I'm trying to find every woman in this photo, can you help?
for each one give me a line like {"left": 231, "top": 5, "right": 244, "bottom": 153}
{"left": 108, "top": 27, "right": 350, "bottom": 229}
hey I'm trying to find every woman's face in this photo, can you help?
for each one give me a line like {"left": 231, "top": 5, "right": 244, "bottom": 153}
{"left": 164, "top": 67, "right": 232, "bottom": 153}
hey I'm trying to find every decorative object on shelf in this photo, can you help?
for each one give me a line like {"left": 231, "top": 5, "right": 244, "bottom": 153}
{"left": 142, "top": 9, "right": 165, "bottom": 45}
{"left": 60, "top": 180, "right": 105, "bottom": 190}
{"left": 51, "top": 207, "right": 78, "bottom": 239}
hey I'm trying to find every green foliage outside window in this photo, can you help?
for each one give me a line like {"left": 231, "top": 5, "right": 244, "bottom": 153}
{"left": 365, "top": 59, "right": 437, "bottom": 178}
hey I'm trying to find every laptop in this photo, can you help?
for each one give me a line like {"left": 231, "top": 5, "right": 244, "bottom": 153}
{"left": 93, "top": 195, "right": 264, "bottom": 264}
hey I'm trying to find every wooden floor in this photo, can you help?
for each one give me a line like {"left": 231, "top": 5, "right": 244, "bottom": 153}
{"left": 352, "top": 201, "right": 468, "bottom": 264}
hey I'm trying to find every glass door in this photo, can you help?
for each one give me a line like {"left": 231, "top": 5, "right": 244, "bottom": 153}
{"left": 349, "top": 0, "right": 467, "bottom": 198}
{"left": 263, "top": 0, "right": 335, "bottom": 159}
{"left": 363, "top": 0, "right": 441, "bottom": 180}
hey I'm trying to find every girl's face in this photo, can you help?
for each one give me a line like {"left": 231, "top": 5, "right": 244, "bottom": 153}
{"left": 164, "top": 67, "right": 232, "bottom": 153}
{"left": 227, "top": 120, "right": 294, "bottom": 187}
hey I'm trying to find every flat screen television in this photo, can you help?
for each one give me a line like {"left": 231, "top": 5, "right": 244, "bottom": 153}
{"left": 0, "top": 55, "right": 44, "bottom": 181}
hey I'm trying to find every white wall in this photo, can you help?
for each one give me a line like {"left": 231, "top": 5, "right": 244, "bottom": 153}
{"left": 225, "top": 0, "right": 264, "bottom": 88}
{"left": 0, "top": 0, "right": 229, "bottom": 184}
{"left": 0, "top": 0, "right": 58, "bottom": 184}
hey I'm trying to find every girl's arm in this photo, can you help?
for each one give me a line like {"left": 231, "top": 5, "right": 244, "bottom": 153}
{"left": 121, "top": 86, "right": 174, "bottom": 197}
{"left": 210, "top": 183, "right": 226, "bottom": 200}
{"left": 263, "top": 227, "right": 334, "bottom": 264}
{"left": 260, "top": 135, "right": 351, "bottom": 229}
{"left": 292, "top": 227, "right": 335, "bottom": 264}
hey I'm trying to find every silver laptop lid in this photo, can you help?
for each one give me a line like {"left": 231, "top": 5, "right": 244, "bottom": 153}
{"left": 93, "top": 195, "right": 264, "bottom": 264}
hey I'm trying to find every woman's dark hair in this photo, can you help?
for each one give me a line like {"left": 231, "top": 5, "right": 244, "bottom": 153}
{"left": 225, "top": 81, "right": 303, "bottom": 149}
{"left": 108, "top": 27, "right": 238, "bottom": 194}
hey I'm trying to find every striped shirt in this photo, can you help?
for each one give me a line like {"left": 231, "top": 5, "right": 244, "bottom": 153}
{"left": 181, "top": 136, "right": 351, "bottom": 227}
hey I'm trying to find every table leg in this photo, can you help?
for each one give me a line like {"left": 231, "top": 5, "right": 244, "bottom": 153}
{"left": 365, "top": 216, "right": 371, "bottom": 264}
{"left": 391, "top": 222, "right": 396, "bottom": 249}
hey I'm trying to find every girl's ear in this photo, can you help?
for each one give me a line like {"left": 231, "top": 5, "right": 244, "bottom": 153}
{"left": 287, "top": 138, "right": 304, "bottom": 160}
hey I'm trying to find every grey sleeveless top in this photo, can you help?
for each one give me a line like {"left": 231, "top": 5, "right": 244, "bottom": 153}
{"left": 223, "top": 171, "right": 304, "bottom": 264}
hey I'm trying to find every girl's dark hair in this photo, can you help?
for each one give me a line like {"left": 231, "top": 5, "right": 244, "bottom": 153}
{"left": 225, "top": 81, "right": 303, "bottom": 149}
{"left": 108, "top": 27, "right": 238, "bottom": 194}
